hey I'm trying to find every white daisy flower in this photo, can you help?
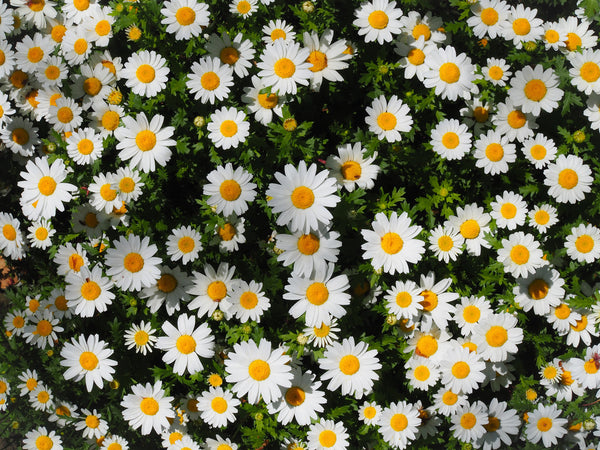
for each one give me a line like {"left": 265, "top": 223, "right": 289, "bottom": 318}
{"left": 114, "top": 112, "right": 176, "bottom": 173}
{"left": 0, "top": 2, "right": 14, "bottom": 39}
{"left": 160, "top": 0, "right": 210, "bottom": 40}
{"left": 113, "top": 165, "right": 144, "bottom": 203}
{"left": 60, "top": 26, "right": 93, "bottom": 65}
{"left": 543, "top": 154, "right": 593, "bottom": 204}
{"left": 48, "top": 400, "right": 79, "bottom": 428}
{"left": 352, "top": 0, "right": 403, "bottom": 44}
{"left": 23, "top": 309, "right": 63, "bottom": 349}
{"left": 70, "top": 204, "right": 110, "bottom": 238}
{"left": 65, "top": 265, "right": 115, "bottom": 318}
{"left": 262, "top": 19, "right": 296, "bottom": 45}
{"left": 4, "top": 310, "right": 27, "bottom": 338}
{"left": 546, "top": 301, "right": 581, "bottom": 335}
{"left": 378, "top": 401, "right": 421, "bottom": 449}
{"left": 395, "top": 36, "right": 436, "bottom": 82}
{"left": 186, "top": 57, "right": 234, "bottom": 104}
{"left": 525, "top": 404, "right": 568, "bottom": 448}
{"left": 15, "top": 32, "right": 53, "bottom": 73}
{"left": 433, "top": 387, "right": 468, "bottom": 417}
{"left": 1, "top": 116, "right": 39, "bottom": 157}
{"left": 205, "top": 32, "right": 255, "bottom": 78}
{"left": 53, "top": 243, "right": 88, "bottom": 276}
{"left": 0, "top": 41, "right": 16, "bottom": 80}
{"left": 475, "top": 398, "right": 520, "bottom": 450}
{"left": 306, "top": 419, "right": 348, "bottom": 449}
{"left": 224, "top": 338, "right": 293, "bottom": 404}
{"left": 302, "top": 29, "right": 352, "bottom": 91}
{"left": 90, "top": 101, "right": 124, "bottom": 136}
{"left": 88, "top": 172, "right": 122, "bottom": 214}
{"left": 156, "top": 313, "right": 215, "bottom": 376}
{"left": 450, "top": 401, "right": 489, "bottom": 444}
{"left": 71, "top": 62, "right": 116, "bottom": 109}
{"left": 204, "top": 163, "right": 257, "bottom": 216}
{"left": 122, "top": 50, "right": 170, "bottom": 98}
{"left": 489, "top": 191, "right": 527, "bottom": 230}
{"left": 399, "top": 10, "right": 445, "bottom": 45}
{"left": 508, "top": 65, "right": 563, "bottom": 116}
{"left": 124, "top": 320, "right": 158, "bottom": 355}
{"left": 303, "top": 320, "right": 341, "bottom": 348}
{"left": 318, "top": 336, "right": 381, "bottom": 399}
{"left": 203, "top": 435, "right": 238, "bottom": 450}
{"left": 230, "top": 0, "right": 257, "bottom": 17}
{"left": 459, "top": 97, "right": 493, "bottom": 136}
{"left": 29, "top": 384, "right": 55, "bottom": 411}
{"left": 23, "top": 427, "right": 63, "bottom": 450}
{"left": 17, "top": 369, "right": 38, "bottom": 397}
{"left": 0, "top": 212, "right": 26, "bottom": 260}
{"left": 0, "top": 91, "right": 16, "bottom": 126}
{"left": 120, "top": 380, "right": 175, "bottom": 435}
{"left": 197, "top": 386, "right": 240, "bottom": 428}
{"left": 513, "top": 266, "right": 564, "bottom": 316}
{"left": 384, "top": 279, "right": 424, "bottom": 322}
{"left": 105, "top": 234, "right": 162, "bottom": 292}
{"left": 12, "top": 0, "right": 57, "bottom": 28}
{"left": 491, "top": 100, "right": 538, "bottom": 142}
{"left": 241, "top": 75, "right": 286, "bottom": 126}
{"left": 471, "top": 313, "right": 523, "bottom": 362}
{"left": 568, "top": 49, "right": 600, "bottom": 95}
{"left": 423, "top": 45, "right": 476, "bottom": 101}
{"left": 257, "top": 39, "right": 312, "bottom": 95}
{"left": 541, "top": 21, "right": 566, "bottom": 51}
{"left": 497, "top": 231, "right": 545, "bottom": 278}
{"left": 501, "top": 4, "right": 543, "bottom": 49}
{"left": 566, "top": 311, "right": 598, "bottom": 347}
{"left": 565, "top": 223, "right": 600, "bottom": 264}
{"left": 66, "top": 128, "right": 103, "bottom": 165}
{"left": 365, "top": 94, "right": 413, "bottom": 142}
{"left": 47, "top": 96, "right": 83, "bottom": 133}
{"left": 213, "top": 216, "right": 246, "bottom": 253}
{"left": 326, "top": 142, "right": 379, "bottom": 192}
{"left": 207, "top": 106, "right": 250, "bottom": 150}
{"left": 417, "top": 271, "right": 459, "bottom": 332}
{"left": 453, "top": 295, "right": 493, "bottom": 337}
{"left": 528, "top": 204, "right": 558, "bottom": 233}
{"left": 228, "top": 280, "right": 270, "bottom": 323}
{"left": 467, "top": 0, "right": 510, "bottom": 39}
{"left": 358, "top": 401, "right": 382, "bottom": 425}
{"left": 521, "top": 134, "right": 557, "bottom": 169}
{"left": 404, "top": 325, "right": 452, "bottom": 361}
{"left": 166, "top": 226, "right": 202, "bottom": 265}
{"left": 83, "top": 5, "right": 114, "bottom": 47}
{"left": 557, "top": 16, "right": 597, "bottom": 53}
{"left": 473, "top": 129, "right": 517, "bottom": 175}
{"left": 187, "top": 262, "right": 237, "bottom": 318}
{"left": 428, "top": 225, "right": 464, "bottom": 263}
{"left": 565, "top": 345, "right": 600, "bottom": 389}
{"left": 438, "top": 345, "right": 486, "bottom": 395}
{"left": 405, "top": 356, "right": 440, "bottom": 391}
{"left": 482, "top": 57, "right": 512, "bottom": 86}
{"left": 275, "top": 227, "right": 341, "bottom": 277}
{"left": 430, "top": 118, "right": 472, "bottom": 160}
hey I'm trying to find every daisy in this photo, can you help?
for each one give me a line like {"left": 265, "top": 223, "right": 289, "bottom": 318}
{"left": 206, "top": 106, "right": 249, "bottom": 150}
{"left": 0, "top": 212, "right": 26, "bottom": 260}
{"left": 304, "top": 319, "right": 341, "bottom": 348}
{"left": 257, "top": 40, "right": 312, "bottom": 95}
{"left": 471, "top": 313, "right": 523, "bottom": 362}
{"left": 23, "top": 309, "right": 63, "bottom": 349}
{"left": 467, "top": 0, "right": 510, "bottom": 39}
{"left": 166, "top": 226, "right": 202, "bottom": 265}
{"left": 187, "top": 262, "right": 237, "bottom": 318}
{"left": 482, "top": 57, "right": 512, "bottom": 86}
{"left": 528, "top": 204, "right": 558, "bottom": 234}
{"left": 326, "top": 143, "right": 379, "bottom": 192}
{"left": 566, "top": 311, "right": 598, "bottom": 347}
{"left": 204, "top": 435, "right": 238, "bottom": 450}
{"left": 76, "top": 409, "right": 108, "bottom": 439}
{"left": 453, "top": 296, "right": 493, "bottom": 337}
{"left": 29, "top": 384, "right": 55, "bottom": 411}
{"left": 526, "top": 404, "right": 568, "bottom": 447}
{"left": 565, "top": 223, "right": 600, "bottom": 263}
{"left": 358, "top": 401, "right": 382, "bottom": 425}
{"left": 275, "top": 227, "right": 341, "bottom": 277}
{"left": 365, "top": 94, "right": 412, "bottom": 142}
{"left": 267, "top": 368, "right": 326, "bottom": 426}
{"left": 395, "top": 36, "right": 435, "bottom": 82}
{"left": 568, "top": 49, "right": 600, "bottom": 95}
{"left": 438, "top": 345, "right": 486, "bottom": 395}
{"left": 213, "top": 215, "right": 246, "bottom": 252}
{"left": 492, "top": 100, "right": 538, "bottom": 142}
{"left": 47, "top": 96, "right": 83, "bottom": 133}
{"left": 319, "top": 336, "right": 381, "bottom": 399}
{"left": 508, "top": 65, "right": 563, "bottom": 116}
{"left": 501, "top": 4, "right": 543, "bottom": 49}
{"left": 105, "top": 234, "right": 162, "bottom": 291}
{"left": 65, "top": 265, "right": 114, "bottom": 318}
{"left": 204, "top": 163, "right": 257, "bottom": 216}
{"left": 0, "top": 41, "right": 15, "bottom": 80}
{"left": 48, "top": 400, "right": 78, "bottom": 428}
{"left": 17, "top": 369, "right": 39, "bottom": 397}
{"left": 543, "top": 154, "right": 593, "bottom": 204}
{"left": 205, "top": 32, "right": 255, "bottom": 78}
{"left": 60, "top": 27, "right": 92, "bottom": 65}
{"left": 283, "top": 262, "right": 351, "bottom": 327}
{"left": 59, "top": 334, "right": 116, "bottom": 392}
{"left": 120, "top": 380, "right": 175, "bottom": 435}
{"left": 546, "top": 301, "right": 581, "bottom": 335}
{"left": 476, "top": 398, "right": 521, "bottom": 450}
{"left": 405, "top": 356, "right": 440, "bottom": 391}
{"left": 66, "top": 128, "right": 103, "bottom": 165}
{"left": 266, "top": 160, "right": 340, "bottom": 234}
{"left": 25, "top": 295, "right": 42, "bottom": 316}
{"left": 45, "top": 288, "right": 71, "bottom": 320}
{"left": 230, "top": 0, "right": 257, "bottom": 17}
{"left": 497, "top": 232, "right": 545, "bottom": 278}
{"left": 88, "top": 172, "right": 122, "bottom": 214}
{"left": 0, "top": 91, "right": 15, "bottom": 126}
{"left": 353, "top": 0, "right": 403, "bottom": 44}
{"left": 53, "top": 243, "right": 88, "bottom": 276}
{"left": 90, "top": 101, "right": 124, "bottom": 136}
{"left": 489, "top": 191, "right": 527, "bottom": 230}
{"left": 4, "top": 310, "right": 27, "bottom": 337}
{"left": 197, "top": 386, "right": 240, "bottom": 428}
{"left": 113, "top": 165, "right": 143, "bottom": 203}
{"left": 473, "top": 129, "right": 517, "bottom": 175}
{"left": 100, "top": 435, "right": 129, "bottom": 450}
{"left": 83, "top": 5, "right": 114, "bottom": 46}
{"left": 124, "top": 320, "right": 158, "bottom": 355}
{"left": 361, "top": 211, "right": 424, "bottom": 275}
{"left": 160, "top": 0, "right": 210, "bottom": 40}
{"left": 521, "top": 134, "right": 557, "bottom": 169}
{"left": 423, "top": 46, "right": 476, "bottom": 101}
{"left": 460, "top": 97, "right": 493, "bottom": 135}
{"left": 156, "top": 313, "right": 215, "bottom": 376}
{"left": 70, "top": 204, "right": 110, "bottom": 238}
{"left": 557, "top": 16, "right": 597, "bottom": 53}
{"left": 224, "top": 338, "right": 292, "bottom": 404}
{"left": 0, "top": 3, "right": 14, "bottom": 39}
{"left": 122, "top": 50, "right": 170, "bottom": 97}
{"left": 15, "top": 32, "right": 53, "bottom": 73}
{"left": 384, "top": 280, "right": 424, "bottom": 322}
{"left": 513, "top": 266, "right": 564, "bottom": 315}
{"left": 428, "top": 225, "right": 464, "bottom": 263}
{"left": 262, "top": 19, "right": 296, "bottom": 45}
{"left": 399, "top": 10, "right": 445, "bottom": 44}
{"left": 306, "top": 419, "right": 349, "bottom": 450}
{"left": 228, "top": 280, "right": 270, "bottom": 323}
{"left": 379, "top": 401, "right": 421, "bottom": 449}
{"left": 11, "top": 0, "right": 57, "bottom": 29}
{"left": 186, "top": 57, "right": 234, "bottom": 104}
{"left": 114, "top": 112, "right": 176, "bottom": 173}
{"left": 302, "top": 29, "right": 351, "bottom": 91}
{"left": 1, "top": 116, "right": 39, "bottom": 157}
{"left": 23, "top": 427, "right": 63, "bottom": 450}
{"left": 566, "top": 345, "right": 600, "bottom": 389}
{"left": 417, "top": 271, "right": 459, "bottom": 332}
{"left": 451, "top": 401, "right": 489, "bottom": 444}
{"left": 430, "top": 118, "right": 472, "bottom": 160}
{"left": 241, "top": 75, "right": 286, "bottom": 125}
{"left": 432, "top": 387, "right": 468, "bottom": 416}
{"left": 71, "top": 62, "right": 115, "bottom": 109}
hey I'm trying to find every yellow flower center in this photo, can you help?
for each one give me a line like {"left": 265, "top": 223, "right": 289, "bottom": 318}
{"left": 73, "top": 38, "right": 88, "bottom": 55}
{"left": 100, "top": 183, "right": 117, "bottom": 201}
{"left": 36, "top": 319, "right": 52, "bottom": 336}
{"left": 134, "top": 330, "right": 149, "bottom": 345}
{"left": 248, "top": 359, "right": 270, "bottom": 380}
{"left": 473, "top": 106, "right": 489, "bottom": 122}
{"left": 26, "top": 378, "right": 37, "bottom": 391}
{"left": 452, "top": 361, "right": 470, "bottom": 379}
{"left": 416, "top": 335, "right": 438, "bottom": 357}
{"left": 580, "top": 61, "right": 600, "bottom": 82}
{"left": 545, "top": 29, "right": 559, "bottom": 43}
{"left": 524, "top": 79, "right": 547, "bottom": 101}
{"left": 274, "top": 57, "right": 296, "bottom": 78}
{"left": 85, "top": 414, "right": 99, "bottom": 428}
{"left": 484, "top": 416, "right": 500, "bottom": 432}
{"left": 565, "top": 32, "right": 582, "bottom": 51}
{"left": 271, "top": 28, "right": 286, "bottom": 41}
{"left": 297, "top": 233, "right": 320, "bottom": 255}
{"left": 395, "top": 291, "right": 412, "bottom": 308}
{"left": 500, "top": 203, "right": 516, "bottom": 219}
{"left": 543, "top": 366, "right": 557, "bottom": 380}
{"left": 77, "top": 138, "right": 94, "bottom": 155}
{"left": 291, "top": 186, "right": 315, "bottom": 209}
{"left": 575, "top": 234, "right": 594, "bottom": 253}
{"left": 509, "top": 244, "right": 529, "bottom": 264}
{"left": 584, "top": 359, "right": 598, "bottom": 374}
{"left": 207, "top": 281, "right": 227, "bottom": 301}
{"left": 176, "top": 6, "right": 195, "bottom": 25}
{"left": 485, "top": 143, "right": 504, "bottom": 162}
{"left": 537, "top": 417, "right": 552, "bottom": 431}
{"left": 13, "top": 316, "right": 25, "bottom": 328}
{"left": 285, "top": 386, "right": 306, "bottom": 406}
{"left": 201, "top": 71, "right": 220, "bottom": 91}
{"left": 442, "top": 131, "right": 459, "bottom": 149}
{"left": 28, "top": 0, "right": 45, "bottom": 12}
{"left": 176, "top": 335, "right": 196, "bottom": 354}
{"left": 135, "top": 130, "right": 156, "bottom": 151}
{"left": 439, "top": 62, "right": 460, "bottom": 83}
{"left": 512, "top": 18, "right": 531, "bottom": 36}
{"left": 461, "top": 412, "right": 477, "bottom": 429}
{"left": 529, "top": 144, "right": 546, "bottom": 160}
{"left": 69, "top": 254, "right": 84, "bottom": 271}
{"left": 257, "top": 92, "right": 278, "bottom": 109}
{"left": 2, "top": 224, "right": 16, "bottom": 241}
{"left": 208, "top": 373, "right": 223, "bottom": 387}
{"left": 528, "top": 278, "right": 549, "bottom": 300}
{"left": 55, "top": 405, "right": 71, "bottom": 417}
{"left": 119, "top": 177, "right": 135, "bottom": 193}
{"left": 240, "top": 291, "right": 258, "bottom": 309}
{"left": 156, "top": 273, "right": 177, "bottom": 293}
{"left": 412, "top": 23, "right": 431, "bottom": 40}
{"left": 51, "top": 24, "right": 66, "bottom": 42}
{"left": 437, "top": 235, "right": 454, "bottom": 252}
{"left": 368, "top": 10, "right": 388, "bottom": 29}
{"left": 534, "top": 210, "right": 550, "bottom": 225}
{"left": 480, "top": 8, "right": 499, "bottom": 25}
{"left": 414, "top": 365, "right": 430, "bottom": 381}
{"left": 391, "top": 413, "right": 408, "bottom": 431}
{"left": 12, "top": 128, "right": 29, "bottom": 146}
{"left": 81, "top": 281, "right": 101, "bottom": 301}
{"left": 95, "top": 20, "right": 110, "bottom": 36}
{"left": 78, "top": 351, "right": 99, "bottom": 371}
{"left": 339, "top": 354, "right": 360, "bottom": 375}
{"left": 218, "top": 223, "right": 236, "bottom": 241}
{"left": 220, "top": 47, "right": 239, "bottom": 65}
{"left": 57, "top": 106, "right": 74, "bottom": 124}
{"left": 307, "top": 50, "right": 327, "bottom": 72}
{"left": 102, "top": 110, "right": 120, "bottom": 130}
{"left": 27, "top": 47, "right": 44, "bottom": 63}
{"left": 313, "top": 323, "right": 330, "bottom": 337}
{"left": 554, "top": 303, "right": 570, "bottom": 319}
{"left": 123, "top": 252, "right": 144, "bottom": 273}
{"left": 9, "top": 70, "right": 28, "bottom": 89}
{"left": 381, "top": 232, "right": 403, "bottom": 254}
{"left": 507, "top": 110, "right": 526, "bottom": 129}
{"left": 377, "top": 112, "right": 397, "bottom": 130}
{"left": 463, "top": 305, "right": 481, "bottom": 323}
{"left": 420, "top": 290, "right": 438, "bottom": 312}
{"left": 442, "top": 390, "right": 457, "bottom": 405}
{"left": 363, "top": 406, "right": 377, "bottom": 419}
{"left": 557, "top": 168, "right": 578, "bottom": 189}
{"left": 219, "top": 180, "right": 241, "bottom": 201}
{"left": 236, "top": 0, "right": 251, "bottom": 14}
{"left": 136, "top": 64, "right": 155, "bottom": 83}
{"left": 37, "top": 390, "right": 50, "bottom": 403}
{"left": 211, "top": 396, "right": 227, "bottom": 413}
{"left": 107, "top": 444, "right": 122, "bottom": 450}
{"left": 140, "top": 397, "right": 159, "bottom": 415}
{"left": 35, "top": 436, "right": 53, "bottom": 450}
{"left": 219, "top": 120, "right": 238, "bottom": 137}
{"left": 306, "top": 282, "right": 329, "bottom": 305}
{"left": 486, "top": 325, "right": 508, "bottom": 347}
{"left": 407, "top": 48, "right": 425, "bottom": 65}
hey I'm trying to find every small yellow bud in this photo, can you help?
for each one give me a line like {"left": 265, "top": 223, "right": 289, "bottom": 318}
{"left": 193, "top": 116, "right": 206, "bottom": 127}
{"left": 212, "top": 310, "right": 224, "bottom": 321}
{"left": 283, "top": 118, "right": 297, "bottom": 131}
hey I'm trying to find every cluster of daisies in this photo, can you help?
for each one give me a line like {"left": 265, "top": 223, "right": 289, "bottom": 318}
{"left": 0, "top": 0, "right": 599, "bottom": 448}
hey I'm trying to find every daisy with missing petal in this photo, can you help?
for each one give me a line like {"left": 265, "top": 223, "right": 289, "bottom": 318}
{"left": 105, "top": 234, "right": 162, "bottom": 291}
{"left": 156, "top": 313, "right": 215, "bottom": 376}
{"left": 262, "top": 19, "right": 296, "bottom": 45}
{"left": 242, "top": 75, "right": 286, "bottom": 125}
{"left": 275, "top": 227, "right": 341, "bottom": 277}
{"left": 197, "top": 386, "right": 240, "bottom": 428}
{"left": 417, "top": 271, "right": 459, "bottom": 332}
{"left": 71, "top": 63, "right": 116, "bottom": 109}
{"left": 490, "top": 191, "right": 527, "bottom": 230}
{"left": 12, "top": 0, "right": 57, "bottom": 29}
{"left": 186, "top": 57, "right": 234, "bottom": 104}
{"left": 467, "top": 0, "right": 510, "bottom": 39}
{"left": 266, "top": 160, "right": 340, "bottom": 234}
{"left": 513, "top": 266, "right": 564, "bottom": 316}
{"left": 204, "top": 163, "right": 257, "bottom": 216}
{"left": 124, "top": 320, "right": 158, "bottom": 355}
{"left": 0, "top": 212, "right": 26, "bottom": 260}
{"left": 508, "top": 65, "right": 563, "bottom": 116}
{"left": 326, "top": 143, "right": 379, "bottom": 192}
{"left": 379, "top": 401, "right": 421, "bottom": 449}
{"left": 115, "top": 112, "right": 176, "bottom": 173}
{"left": 423, "top": 46, "right": 476, "bottom": 101}
{"left": 475, "top": 398, "right": 520, "bottom": 450}
{"left": 5, "top": 310, "right": 27, "bottom": 338}
{"left": 122, "top": 50, "right": 170, "bottom": 97}
{"left": 568, "top": 49, "right": 600, "bottom": 95}
{"left": 501, "top": 4, "right": 543, "bottom": 49}
{"left": 113, "top": 166, "right": 143, "bottom": 203}
{"left": 84, "top": 5, "right": 115, "bottom": 47}
{"left": 566, "top": 345, "right": 600, "bottom": 389}
{"left": 482, "top": 57, "right": 512, "bottom": 86}
{"left": 430, "top": 118, "right": 472, "bottom": 161}
{"left": 353, "top": 0, "right": 403, "bottom": 45}
{"left": 267, "top": 368, "right": 326, "bottom": 426}
{"left": 319, "top": 336, "right": 381, "bottom": 399}
{"left": 0, "top": 41, "right": 15, "bottom": 80}
{"left": 18, "top": 157, "right": 77, "bottom": 222}
{"left": 492, "top": 100, "right": 538, "bottom": 143}
{"left": 361, "top": 211, "right": 425, "bottom": 275}
{"left": 557, "top": 16, "right": 597, "bottom": 53}
{"left": 303, "top": 29, "right": 352, "bottom": 91}
{"left": 187, "top": 262, "right": 237, "bottom": 318}
{"left": 358, "top": 401, "right": 382, "bottom": 425}
{"left": 90, "top": 101, "right": 124, "bottom": 136}
{"left": 17, "top": 369, "right": 37, "bottom": 397}
{"left": 66, "top": 128, "right": 103, "bottom": 165}
{"left": 547, "top": 301, "right": 581, "bottom": 335}
{"left": 521, "top": 134, "right": 557, "bottom": 169}
{"left": 207, "top": 106, "right": 249, "bottom": 150}
{"left": 565, "top": 223, "right": 600, "bottom": 264}
{"left": 224, "top": 338, "right": 292, "bottom": 404}
{"left": 399, "top": 11, "right": 445, "bottom": 45}
{"left": 395, "top": 36, "right": 435, "bottom": 82}
{"left": 60, "top": 334, "right": 117, "bottom": 392}
{"left": 160, "top": 0, "right": 210, "bottom": 40}
{"left": 453, "top": 296, "right": 493, "bottom": 337}
{"left": 365, "top": 95, "right": 412, "bottom": 142}
{"left": 566, "top": 311, "right": 598, "bottom": 347}
{"left": 544, "top": 154, "right": 593, "bottom": 204}
{"left": 451, "top": 401, "right": 489, "bottom": 445}
{"left": 23, "top": 427, "right": 63, "bottom": 450}
{"left": 206, "top": 32, "right": 255, "bottom": 78}
{"left": 284, "top": 262, "right": 351, "bottom": 327}
{"left": 525, "top": 404, "right": 567, "bottom": 448}
{"left": 166, "top": 226, "right": 202, "bottom": 265}
{"left": 228, "top": 280, "right": 270, "bottom": 323}
{"left": 497, "top": 232, "right": 545, "bottom": 278}
{"left": 528, "top": 204, "right": 558, "bottom": 233}
{"left": 257, "top": 40, "right": 312, "bottom": 95}
{"left": 65, "top": 265, "right": 115, "bottom": 318}
{"left": 428, "top": 225, "right": 464, "bottom": 263}
{"left": 471, "top": 313, "right": 523, "bottom": 362}
{"left": 120, "top": 380, "right": 175, "bottom": 435}
{"left": 473, "top": 129, "right": 516, "bottom": 175}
